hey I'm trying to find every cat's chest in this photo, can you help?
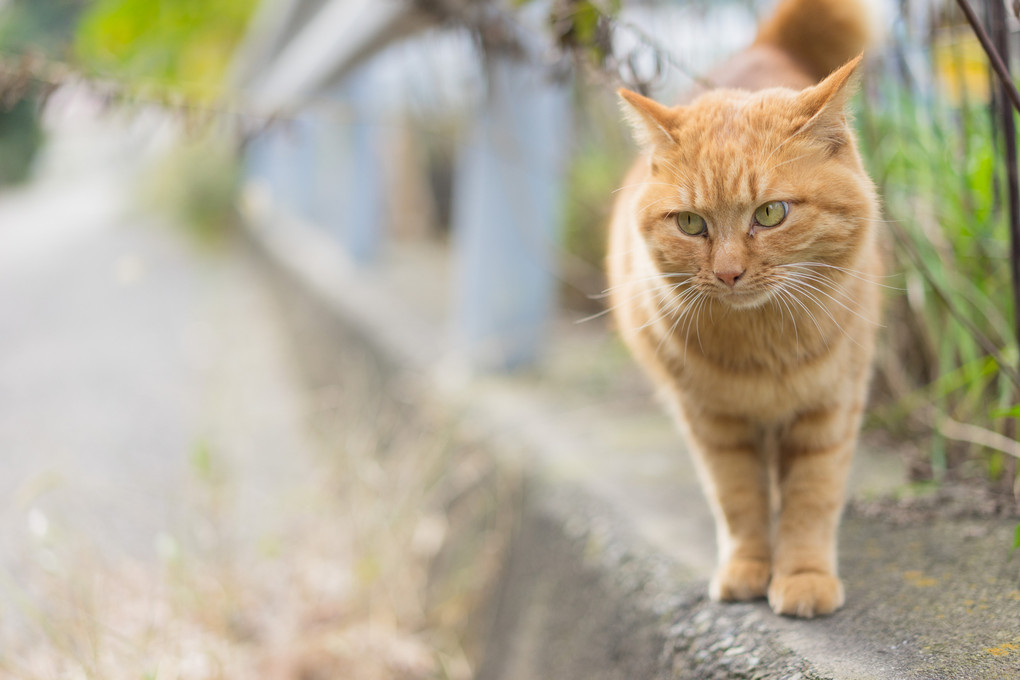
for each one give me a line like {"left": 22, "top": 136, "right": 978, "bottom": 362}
{"left": 667, "top": 340, "right": 852, "bottom": 422}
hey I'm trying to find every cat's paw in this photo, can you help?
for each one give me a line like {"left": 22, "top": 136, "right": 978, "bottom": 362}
{"left": 709, "top": 558, "right": 771, "bottom": 602}
{"left": 767, "top": 572, "right": 844, "bottom": 618}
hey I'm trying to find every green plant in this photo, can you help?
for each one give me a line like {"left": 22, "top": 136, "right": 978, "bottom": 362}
{"left": 857, "top": 75, "right": 1019, "bottom": 481}
{"left": 74, "top": 0, "right": 256, "bottom": 102}
{"left": 0, "top": 98, "right": 43, "bottom": 185}
{"left": 0, "top": 0, "right": 91, "bottom": 186}
{"left": 561, "top": 88, "right": 633, "bottom": 309}
{"left": 140, "top": 135, "right": 242, "bottom": 247}
{"left": 0, "top": 0, "right": 89, "bottom": 56}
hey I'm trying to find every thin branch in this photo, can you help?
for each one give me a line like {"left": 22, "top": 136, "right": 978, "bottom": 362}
{"left": 926, "top": 407, "right": 1020, "bottom": 459}
{"left": 888, "top": 219, "right": 1020, "bottom": 390}
{"left": 607, "top": 17, "right": 716, "bottom": 91}
{"left": 955, "top": 0, "right": 1020, "bottom": 114}
{"left": 0, "top": 50, "right": 290, "bottom": 132}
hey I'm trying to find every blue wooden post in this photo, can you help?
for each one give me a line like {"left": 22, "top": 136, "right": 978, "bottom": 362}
{"left": 311, "top": 68, "right": 386, "bottom": 265}
{"left": 344, "top": 103, "right": 386, "bottom": 264}
{"left": 307, "top": 105, "right": 347, "bottom": 232}
{"left": 450, "top": 54, "right": 571, "bottom": 370}
{"left": 245, "top": 125, "right": 280, "bottom": 205}
{"left": 245, "top": 70, "right": 385, "bottom": 267}
{"left": 267, "top": 118, "right": 308, "bottom": 218}
{"left": 290, "top": 114, "right": 318, "bottom": 221}
{"left": 243, "top": 124, "right": 270, "bottom": 188}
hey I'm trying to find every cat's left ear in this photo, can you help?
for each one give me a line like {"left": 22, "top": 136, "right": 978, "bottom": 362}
{"left": 794, "top": 54, "right": 863, "bottom": 149}
{"left": 618, "top": 89, "right": 679, "bottom": 151}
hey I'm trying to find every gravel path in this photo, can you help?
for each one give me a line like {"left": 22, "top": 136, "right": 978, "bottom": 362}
{"left": 0, "top": 110, "right": 452, "bottom": 679}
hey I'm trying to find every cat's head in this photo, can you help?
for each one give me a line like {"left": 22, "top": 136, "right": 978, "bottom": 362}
{"left": 618, "top": 56, "right": 877, "bottom": 310}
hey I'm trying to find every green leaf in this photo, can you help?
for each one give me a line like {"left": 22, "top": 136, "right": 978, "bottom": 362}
{"left": 1013, "top": 523, "right": 1020, "bottom": 551}
{"left": 74, "top": 0, "right": 256, "bottom": 101}
{"left": 190, "top": 440, "right": 214, "bottom": 482}
{"left": 991, "top": 404, "right": 1020, "bottom": 419}
{"left": 572, "top": 2, "right": 600, "bottom": 46}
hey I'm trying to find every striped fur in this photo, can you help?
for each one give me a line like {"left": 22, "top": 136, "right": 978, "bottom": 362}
{"left": 607, "top": 0, "right": 881, "bottom": 618}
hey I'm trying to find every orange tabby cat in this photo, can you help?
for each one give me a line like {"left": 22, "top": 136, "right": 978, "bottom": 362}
{"left": 608, "top": 0, "right": 880, "bottom": 618}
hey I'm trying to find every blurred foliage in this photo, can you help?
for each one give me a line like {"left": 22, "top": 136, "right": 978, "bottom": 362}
{"left": 561, "top": 88, "right": 632, "bottom": 310}
{"left": 74, "top": 0, "right": 257, "bottom": 101}
{"left": 856, "top": 53, "right": 1019, "bottom": 481}
{"left": 72, "top": 0, "right": 258, "bottom": 240}
{"left": 0, "top": 0, "right": 89, "bottom": 57}
{"left": 140, "top": 134, "right": 242, "bottom": 248}
{"left": 0, "top": 0, "right": 90, "bottom": 186}
{"left": 511, "top": 0, "right": 623, "bottom": 69}
{"left": 550, "top": 0, "right": 621, "bottom": 68}
{"left": 564, "top": 141, "right": 618, "bottom": 264}
{"left": 0, "top": 97, "right": 42, "bottom": 184}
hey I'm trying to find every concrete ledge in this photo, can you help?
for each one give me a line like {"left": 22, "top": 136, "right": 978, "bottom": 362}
{"left": 243, "top": 200, "right": 1020, "bottom": 680}
{"left": 473, "top": 479, "right": 833, "bottom": 680}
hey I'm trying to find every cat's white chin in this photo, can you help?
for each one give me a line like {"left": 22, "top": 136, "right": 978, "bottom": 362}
{"left": 716, "top": 290, "right": 771, "bottom": 310}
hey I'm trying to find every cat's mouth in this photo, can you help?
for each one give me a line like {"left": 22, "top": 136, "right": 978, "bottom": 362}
{"left": 714, "top": 287, "right": 771, "bottom": 310}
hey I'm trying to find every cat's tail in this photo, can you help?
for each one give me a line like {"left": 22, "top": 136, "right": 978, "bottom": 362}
{"left": 754, "top": 0, "right": 882, "bottom": 81}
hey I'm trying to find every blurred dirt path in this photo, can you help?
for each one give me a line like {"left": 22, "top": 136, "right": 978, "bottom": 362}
{"left": 0, "top": 112, "right": 439, "bottom": 678}
{"left": 0, "top": 116, "right": 311, "bottom": 558}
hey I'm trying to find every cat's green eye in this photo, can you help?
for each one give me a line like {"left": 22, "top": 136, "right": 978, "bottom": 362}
{"left": 753, "top": 200, "right": 788, "bottom": 228}
{"left": 675, "top": 211, "right": 707, "bottom": 236}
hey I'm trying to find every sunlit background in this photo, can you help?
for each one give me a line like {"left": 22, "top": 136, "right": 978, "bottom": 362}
{"left": 1, "top": 0, "right": 1020, "bottom": 677}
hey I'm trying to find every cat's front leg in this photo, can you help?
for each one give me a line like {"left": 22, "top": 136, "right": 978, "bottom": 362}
{"left": 769, "top": 406, "right": 858, "bottom": 618}
{"left": 684, "top": 413, "right": 772, "bottom": 602}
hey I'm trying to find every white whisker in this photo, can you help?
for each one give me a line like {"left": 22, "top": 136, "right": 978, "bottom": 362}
{"left": 782, "top": 279, "right": 863, "bottom": 349}
{"left": 783, "top": 272, "right": 883, "bottom": 327}
{"left": 776, "top": 261, "right": 904, "bottom": 289}
{"left": 769, "top": 153, "right": 811, "bottom": 170}
{"left": 655, "top": 301, "right": 687, "bottom": 356}
{"left": 678, "top": 290, "right": 706, "bottom": 365}
{"left": 694, "top": 296, "right": 708, "bottom": 354}
{"left": 770, "top": 284, "right": 801, "bottom": 357}
{"left": 585, "top": 279, "right": 693, "bottom": 325}
{"left": 596, "top": 272, "right": 694, "bottom": 297}
{"left": 778, "top": 282, "right": 828, "bottom": 350}
{"left": 612, "top": 181, "right": 680, "bottom": 194}
{"left": 633, "top": 282, "right": 700, "bottom": 332}
{"left": 635, "top": 195, "right": 676, "bottom": 214}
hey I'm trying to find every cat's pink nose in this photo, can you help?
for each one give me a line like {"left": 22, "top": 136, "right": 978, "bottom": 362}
{"left": 715, "top": 268, "right": 745, "bottom": 287}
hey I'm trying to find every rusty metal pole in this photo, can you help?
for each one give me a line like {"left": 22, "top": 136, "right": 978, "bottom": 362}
{"left": 987, "top": 0, "right": 1020, "bottom": 348}
{"left": 962, "top": 0, "right": 1020, "bottom": 345}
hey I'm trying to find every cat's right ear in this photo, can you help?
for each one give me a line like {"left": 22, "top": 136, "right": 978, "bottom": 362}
{"left": 618, "top": 89, "right": 678, "bottom": 151}
{"left": 793, "top": 54, "right": 864, "bottom": 149}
